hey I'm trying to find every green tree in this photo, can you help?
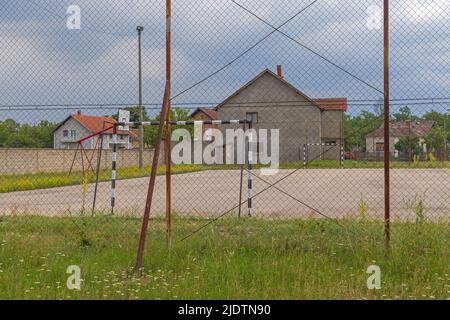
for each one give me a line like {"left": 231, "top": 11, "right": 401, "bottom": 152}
{"left": 423, "top": 111, "right": 450, "bottom": 139}
{"left": 425, "top": 126, "right": 447, "bottom": 158}
{"left": 392, "top": 106, "right": 418, "bottom": 122}
{"left": 423, "top": 110, "right": 447, "bottom": 127}
{"left": 0, "top": 119, "right": 20, "bottom": 147}
{"left": 0, "top": 119, "right": 56, "bottom": 148}
{"left": 0, "top": 122, "right": 9, "bottom": 147}
{"left": 395, "top": 136, "right": 422, "bottom": 159}
{"left": 344, "top": 110, "right": 383, "bottom": 151}
{"left": 144, "top": 107, "right": 193, "bottom": 147}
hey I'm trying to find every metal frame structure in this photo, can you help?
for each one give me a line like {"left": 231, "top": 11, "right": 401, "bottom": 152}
{"left": 108, "top": 119, "right": 253, "bottom": 272}
{"left": 114, "top": 120, "right": 251, "bottom": 126}
{"left": 383, "top": 0, "right": 391, "bottom": 250}
{"left": 129, "top": 0, "right": 391, "bottom": 274}
{"left": 134, "top": 0, "right": 172, "bottom": 274}
{"left": 68, "top": 124, "right": 114, "bottom": 177}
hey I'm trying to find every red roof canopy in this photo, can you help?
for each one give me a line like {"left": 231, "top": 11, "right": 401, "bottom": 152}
{"left": 313, "top": 98, "right": 348, "bottom": 111}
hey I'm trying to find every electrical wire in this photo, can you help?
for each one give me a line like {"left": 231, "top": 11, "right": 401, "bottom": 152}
{"left": 170, "top": 0, "right": 320, "bottom": 100}
{"left": 231, "top": 0, "right": 383, "bottom": 95}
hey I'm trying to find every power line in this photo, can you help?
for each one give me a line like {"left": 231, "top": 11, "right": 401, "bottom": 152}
{"left": 231, "top": 0, "right": 383, "bottom": 95}
{"left": 1, "top": 98, "right": 449, "bottom": 112}
{"left": 171, "top": 0, "right": 320, "bottom": 100}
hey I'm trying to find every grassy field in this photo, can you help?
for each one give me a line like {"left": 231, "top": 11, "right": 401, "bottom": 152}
{"left": 0, "top": 215, "right": 449, "bottom": 300}
{"left": 1, "top": 160, "right": 449, "bottom": 193}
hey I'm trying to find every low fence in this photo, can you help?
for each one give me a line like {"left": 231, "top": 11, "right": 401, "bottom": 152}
{"left": 354, "top": 151, "right": 447, "bottom": 162}
{"left": 0, "top": 148, "right": 158, "bottom": 175}
{"left": 354, "top": 151, "right": 408, "bottom": 162}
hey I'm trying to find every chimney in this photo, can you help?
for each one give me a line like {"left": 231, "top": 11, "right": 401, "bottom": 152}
{"left": 276, "top": 65, "right": 283, "bottom": 78}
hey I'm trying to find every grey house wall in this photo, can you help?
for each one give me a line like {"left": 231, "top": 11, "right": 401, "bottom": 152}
{"left": 320, "top": 110, "right": 344, "bottom": 160}
{"left": 366, "top": 136, "right": 399, "bottom": 153}
{"left": 218, "top": 72, "right": 342, "bottom": 162}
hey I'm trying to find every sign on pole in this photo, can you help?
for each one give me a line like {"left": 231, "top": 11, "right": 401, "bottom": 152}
{"left": 118, "top": 109, "right": 130, "bottom": 131}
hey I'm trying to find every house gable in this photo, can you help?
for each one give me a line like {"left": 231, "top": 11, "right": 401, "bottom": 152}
{"left": 215, "top": 69, "right": 324, "bottom": 111}
{"left": 53, "top": 117, "right": 92, "bottom": 149}
{"left": 212, "top": 68, "right": 346, "bottom": 162}
{"left": 190, "top": 108, "right": 218, "bottom": 120}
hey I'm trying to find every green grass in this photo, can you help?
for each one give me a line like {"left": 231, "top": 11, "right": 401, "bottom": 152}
{"left": 0, "top": 216, "right": 449, "bottom": 300}
{"left": 0, "top": 164, "right": 211, "bottom": 193}
{"left": 1, "top": 161, "right": 449, "bottom": 194}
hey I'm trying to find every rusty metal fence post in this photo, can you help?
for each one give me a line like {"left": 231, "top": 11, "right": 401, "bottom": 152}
{"left": 383, "top": 0, "right": 391, "bottom": 250}
{"left": 134, "top": 0, "right": 172, "bottom": 275}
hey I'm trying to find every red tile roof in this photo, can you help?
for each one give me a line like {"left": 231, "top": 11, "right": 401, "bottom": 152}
{"left": 71, "top": 113, "right": 137, "bottom": 138}
{"left": 314, "top": 98, "right": 348, "bottom": 111}
{"left": 367, "top": 121, "right": 435, "bottom": 138}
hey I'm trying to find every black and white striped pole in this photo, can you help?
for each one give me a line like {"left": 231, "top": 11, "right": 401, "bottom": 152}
{"left": 238, "top": 121, "right": 246, "bottom": 218}
{"left": 247, "top": 121, "right": 253, "bottom": 217}
{"left": 113, "top": 119, "right": 251, "bottom": 216}
{"left": 110, "top": 124, "right": 118, "bottom": 215}
{"left": 116, "top": 120, "right": 249, "bottom": 127}
{"left": 303, "top": 144, "right": 307, "bottom": 168}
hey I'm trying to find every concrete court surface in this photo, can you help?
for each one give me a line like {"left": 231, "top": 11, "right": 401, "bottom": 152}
{"left": 0, "top": 169, "right": 448, "bottom": 221}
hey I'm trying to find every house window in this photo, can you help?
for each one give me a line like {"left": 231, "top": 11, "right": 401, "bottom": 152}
{"left": 63, "top": 130, "right": 69, "bottom": 137}
{"left": 376, "top": 142, "right": 384, "bottom": 152}
{"left": 70, "top": 130, "right": 77, "bottom": 140}
{"left": 246, "top": 112, "right": 258, "bottom": 124}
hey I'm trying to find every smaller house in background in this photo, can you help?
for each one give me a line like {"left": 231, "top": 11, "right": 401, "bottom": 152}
{"left": 53, "top": 111, "right": 137, "bottom": 150}
{"left": 190, "top": 107, "right": 219, "bottom": 141}
{"left": 366, "top": 120, "right": 435, "bottom": 154}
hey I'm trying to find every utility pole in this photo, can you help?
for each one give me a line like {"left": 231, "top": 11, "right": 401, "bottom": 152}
{"left": 165, "top": 2, "right": 173, "bottom": 247}
{"left": 383, "top": 0, "right": 391, "bottom": 251}
{"left": 134, "top": 1, "right": 171, "bottom": 275}
{"left": 137, "top": 26, "right": 144, "bottom": 170}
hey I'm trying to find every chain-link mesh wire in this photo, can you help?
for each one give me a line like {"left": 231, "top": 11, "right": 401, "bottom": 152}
{"left": 0, "top": 1, "right": 449, "bottom": 257}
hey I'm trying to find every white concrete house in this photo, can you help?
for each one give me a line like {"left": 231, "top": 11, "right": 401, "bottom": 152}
{"left": 53, "top": 111, "right": 136, "bottom": 150}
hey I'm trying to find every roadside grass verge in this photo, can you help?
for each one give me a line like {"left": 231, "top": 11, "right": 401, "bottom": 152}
{"left": 0, "top": 164, "right": 211, "bottom": 193}
{"left": 1, "top": 160, "right": 449, "bottom": 193}
{"left": 0, "top": 215, "right": 448, "bottom": 299}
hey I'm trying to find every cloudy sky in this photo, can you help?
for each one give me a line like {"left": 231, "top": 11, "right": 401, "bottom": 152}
{"left": 0, "top": 0, "right": 449, "bottom": 122}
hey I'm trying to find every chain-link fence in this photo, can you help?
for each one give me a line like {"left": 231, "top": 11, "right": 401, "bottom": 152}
{"left": 0, "top": 1, "right": 449, "bottom": 257}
